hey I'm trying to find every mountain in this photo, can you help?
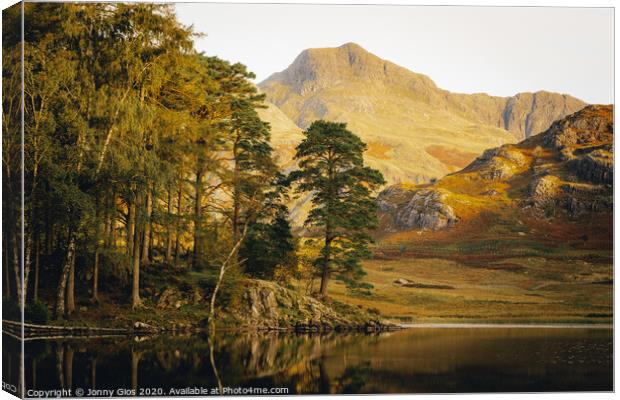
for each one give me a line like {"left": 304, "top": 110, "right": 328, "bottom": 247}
{"left": 376, "top": 105, "right": 613, "bottom": 242}
{"left": 257, "top": 100, "right": 303, "bottom": 171}
{"left": 259, "top": 43, "right": 587, "bottom": 184}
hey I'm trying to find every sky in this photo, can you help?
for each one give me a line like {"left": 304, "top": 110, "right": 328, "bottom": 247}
{"left": 174, "top": 4, "right": 614, "bottom": 104}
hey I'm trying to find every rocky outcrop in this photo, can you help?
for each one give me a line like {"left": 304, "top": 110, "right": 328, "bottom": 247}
{"left": 377, "top": 187, "right": 457, "bottom": 232}
{"left": 155, "top": 287, "right": 204, "bottom": 309}
{"left": 463, "top": 145, "right": 528, "bottom": 180}
{"left": 576, "top": 149, "right": 613, "bottom": 184}
{"left": 147, "top": 279, "right": 394, "bottom": 331}
{"left": 375, "top": 105, "right": 613, "bottom": 234}
{"left": 561, "top": 183, "right": 613, "bottom": 217}
{"left": 541, "top": 105, "right": 613, "bottom": 151}
{"left": 528, "top": 174, "right": 561, "bottom": 210}
{"left": 233, "top": 280, "right": 374, "bottom": 330}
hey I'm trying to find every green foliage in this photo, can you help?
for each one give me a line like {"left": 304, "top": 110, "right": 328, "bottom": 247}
{"left": 25, "top": 300, "right": 51, "bottom": 324}
{"left": 290, "top": 121, "right": 385, "bottom": 294}
{"left": 241, "top": 211, "right": 298, "bottom": 280}
{"left": 4, "top": 3, "right": 290, "bottom": 317}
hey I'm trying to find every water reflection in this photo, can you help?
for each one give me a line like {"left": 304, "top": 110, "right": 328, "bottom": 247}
{"left": 2, "top": 328, "right": 612, "bottom": 395}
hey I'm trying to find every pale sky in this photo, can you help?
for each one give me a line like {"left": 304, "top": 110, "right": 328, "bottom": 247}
{"left": 174, "top": 4, "right": 614, "bottom": 104}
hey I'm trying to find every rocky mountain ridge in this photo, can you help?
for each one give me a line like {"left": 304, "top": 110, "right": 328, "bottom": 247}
{"left": 377, "top": 104, "right": 613, "bottom": 233}
{"left": 259, "top": 43, "right": 586, "bottom": 186}
{"left": 262, "top": 43, "right": 586, "bottom": 138}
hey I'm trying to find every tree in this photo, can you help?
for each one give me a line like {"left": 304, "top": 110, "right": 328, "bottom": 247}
{"left": 6, "top": 2, "right": 297, "bottom": 324}
{"left": 240, "top": 209, "right": 297, "bottom": 280}
{"left": 290, "top": 121, "right": 385, "bottom": 296}
{"left": 13, "top": 3, "right": 199, "bottom": 316}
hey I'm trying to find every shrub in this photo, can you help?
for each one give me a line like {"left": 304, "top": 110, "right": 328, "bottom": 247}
{"left": 25, "top": 300, "right": 51, "bottom": 324}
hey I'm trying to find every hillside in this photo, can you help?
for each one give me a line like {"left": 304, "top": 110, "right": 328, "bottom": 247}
{"left": 324, "top": 105, "right": 613, "bottom": 323}
{"left": 376, "top": 104, "right": 613, "bottom": 241}
{"left": 259, "top": 43, "right": 586, "bottom": 184}
{"left": 256, "top": 100, "right": 304, "bottom": 172}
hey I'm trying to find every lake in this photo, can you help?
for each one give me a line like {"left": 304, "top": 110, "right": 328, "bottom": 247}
{"left": 2, "top": 326, "right": 613, "bottom": 396}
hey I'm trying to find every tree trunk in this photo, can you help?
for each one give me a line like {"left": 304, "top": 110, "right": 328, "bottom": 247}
{"left": 66, "top": 250, "right": 76, "bottom": 315}
{"left": 22, "top": 232, "right": 33, "bottom": 307}
{"left": 103, "top": 210, "right": 110, "bottom": 248}
{"left": 103, "top": 212, "right": 111, "bottom": 249}
{"left": 320, "top": 160, "right": 336, "bottom": 297}
{"left": 92, "top": 250, "right": 100, "bottom": 304}
{"left": 319, "top": 233, "right": 332, "bottom": 297}
{"left": 11, "top": 230, "right": 22, "bottom": 307}
{"left": 127, "top": 199, "right": 135, "bottom": 257}
{"left": 34, "top": 235, "right": 40, "bottom": 301}
{"left": 55, "top": 234, "right": 76, "bottom": 318}
{"left": 193, "top": 169, "right": 203, "bottom": 269}
{"left": 109, "top": 190, "right": 117, "bottom": 248}
{"left": 174, "top": 187, "right": 182, "bottom": 262}
{"left": 232, "top": 158, "right": 241, "bottom": 244}
{"left": 140, "top": 190, "right": 152, "bottom": 264}
{"left": 45, "top": 208, "right": 52, "bottom": 257}
{"left": 319, "top": 262, "right": 330, "bottom": 297}
{"left": 148, "top": 221, "right": 154, "bottom": 259}
{"left": 92, "top": 203, "right": 102, "bottom": 304}
{"left": 208, "top": 223, "right": 249, "bottom": 332}
{"left": 131, "top": 193, "right": 142, "bottom": 309}
{"left": 165, "top": 185, "right": 173, "bottom": 262}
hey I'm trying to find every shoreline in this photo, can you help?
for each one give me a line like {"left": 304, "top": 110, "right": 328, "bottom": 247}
{"left": 401, "top": 323, "right": 613, "bottom": 329}
{"left": 3, "top": 319, "right": 613, "bottom": 342}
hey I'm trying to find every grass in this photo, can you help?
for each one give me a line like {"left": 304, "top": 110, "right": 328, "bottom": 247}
{"left": 326, "top": 247, "right": 612, "bottom": 324}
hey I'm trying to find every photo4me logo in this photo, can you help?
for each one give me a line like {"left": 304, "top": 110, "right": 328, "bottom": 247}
{"left": 221, "top": 387, "right": 289, "bottom": 395}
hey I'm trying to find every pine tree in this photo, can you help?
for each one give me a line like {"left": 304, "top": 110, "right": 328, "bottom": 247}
{"left": 290, "top": 121, "right": 385, "bottom": 296}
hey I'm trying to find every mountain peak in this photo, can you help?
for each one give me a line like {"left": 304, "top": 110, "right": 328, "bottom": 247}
{"left": 335, "top": 42, "right": 371, "bottom": 57}
{"left": 339, "top": 41, "right": 364, "bottom": 50}
{"left": 260, "top": 42, "right": 437, "bottom": 96}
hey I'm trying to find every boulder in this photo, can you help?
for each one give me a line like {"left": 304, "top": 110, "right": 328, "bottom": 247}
{"left": 133, "top": 321, "right": 159, "bottom": 333}
{"left": 394, "top": 189, "right": 457, "bottom": 231}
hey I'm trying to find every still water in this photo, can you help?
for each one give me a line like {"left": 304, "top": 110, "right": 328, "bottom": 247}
{"left": 3, "top": 327, "right": 613, "bottom": 395}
